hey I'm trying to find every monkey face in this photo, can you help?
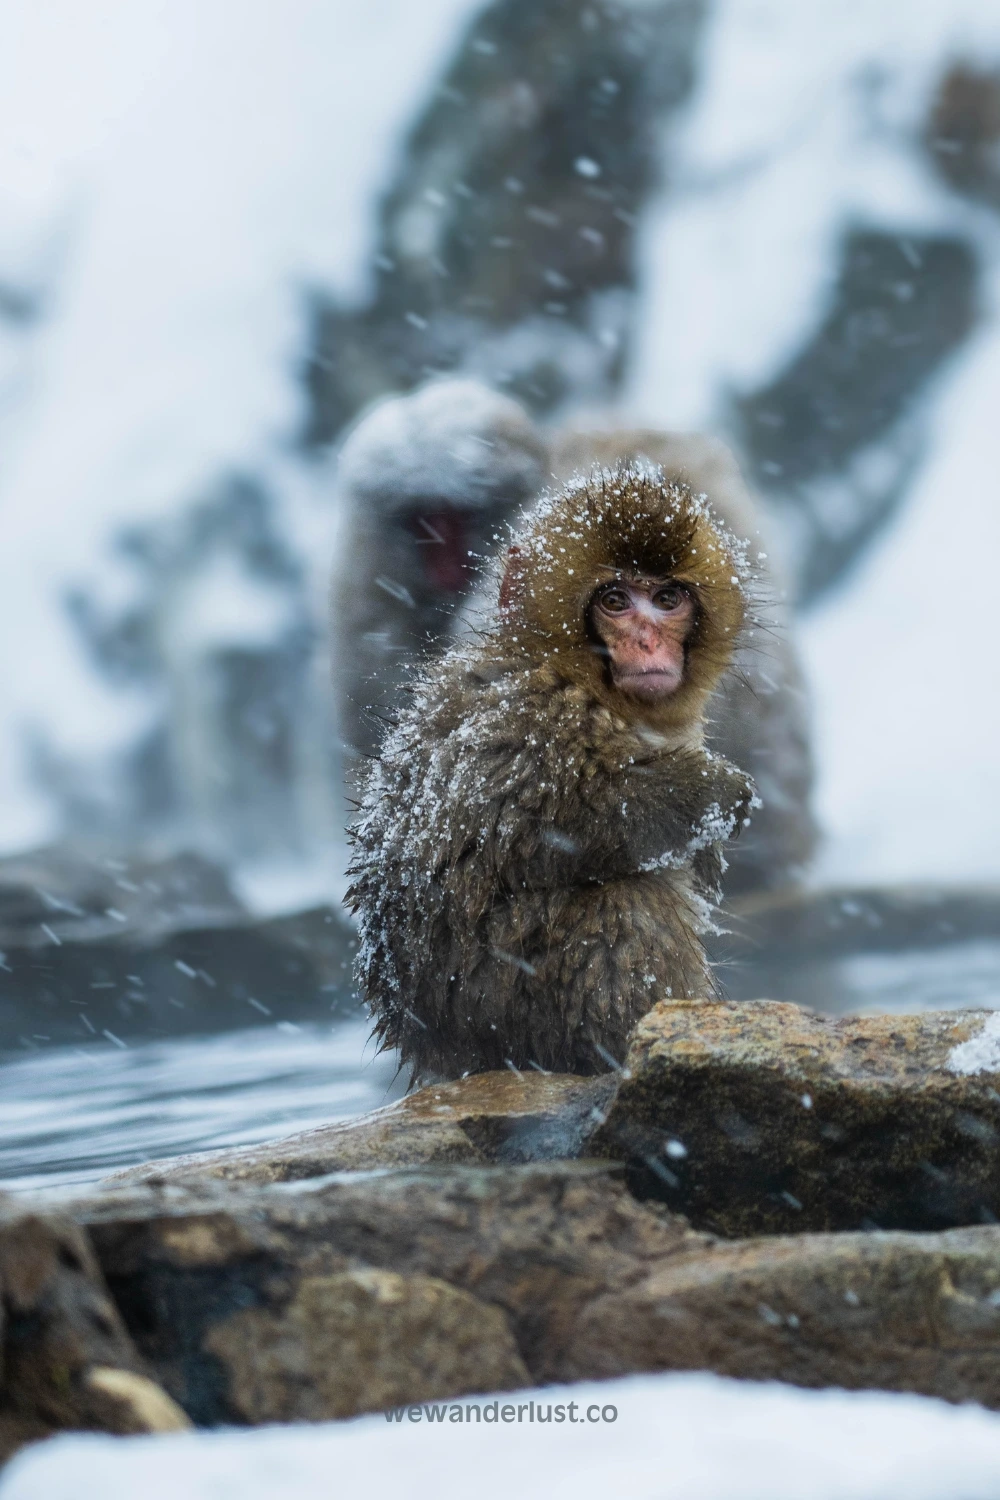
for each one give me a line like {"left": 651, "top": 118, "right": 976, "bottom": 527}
{"left": 404, "top": 503, "right": 513, "bottom": 597}
{"left": 589, "top": 576, "right": 695, "bottom": 700}
{"left": 497, "top": 466, "right": 747, "bottom": 729}
{"left": 404, "top": 508, "right": 471, "bottom": 593}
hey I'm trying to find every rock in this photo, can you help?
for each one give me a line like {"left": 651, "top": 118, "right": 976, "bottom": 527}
{"left": 737, "top": 228, "right": 977, "bottom": 603}
{"left": 69, "top": 1164, "right": 1000, "bottom": 1414}
{"left": 0, "top": 846, "right": 243, "bottom": 951}
{"left": 110, "top": 1000, "right": 1000, "bottom": 1240}
{"left": 11, "top": 877, "right": 999, "bottom": 1052}
{"left": 77, "top": 1163, "right": 667, "bottom": 1421}
{"left": 717, "top": 883, "right": 1000, "bottom": 963}
{"left": 0, "top": 883, "right": 360, "bottom": 1051}
{"left": 0, "top": 1198, "right": 189, "bottom": 1464}
{"left": 564, "top": 1222, "right": 1000, "bottom": 1405}
{"left": 108, "top": 1071, "right": 614, "bottom": 1185}
{"left": 303, "top": 0, "right": 705, "bottom": 440}
{"left": 204, "top": 1270, "right": 528, "bottom": 1422}
{"left": 710, "top": 884, "right": 1000, "bottom": 1013}
{"left": 593, "top": 999, "right": 1000, "bottom": 1235}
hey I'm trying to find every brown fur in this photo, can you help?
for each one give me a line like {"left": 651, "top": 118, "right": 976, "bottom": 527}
{"left": 346, "top": 465, "right": 756, "bottom": 1083}
{"left": 549, "top": 429, "right": 818, "bottom": 893}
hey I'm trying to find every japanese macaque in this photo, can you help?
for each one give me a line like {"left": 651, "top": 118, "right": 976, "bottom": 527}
{"left": 347, "top": 465, "right": 757, "bottom": 1083}
{"left": 331, "top": 379, "right": 547, "bottom": 763}
{"left": 549, "top": 430, "right": 817, "bottom": 895}
{"left": 331, "top": 382, "right": 816, "bottom": 894}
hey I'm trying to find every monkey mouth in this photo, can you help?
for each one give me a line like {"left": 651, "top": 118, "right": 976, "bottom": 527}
{"left": 406, "top": 508, "right": 471, "bottom": 593}
{"left": 614, "top": 668, "right": 682, "bottom": 698}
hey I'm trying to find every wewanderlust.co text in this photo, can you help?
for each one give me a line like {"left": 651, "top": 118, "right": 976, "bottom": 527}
{"left": 386, "top": 1399, "right": 618, "bottom": 1425}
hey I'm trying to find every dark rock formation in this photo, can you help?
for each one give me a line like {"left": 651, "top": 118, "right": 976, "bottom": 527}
{"left": 593, "top": 1000, "right": 1000, "bottom": 1235}
{"left": 70, "top": 1163, "right": 1000, "bottom": 1419}
{"left": 7, "top": 877, "right": 999, "bottom": 1053}
{"left": 0, "top": 904, "right": 359, "bottom": 1051}
{"left": 0, "top": 1198, "right": 188, "bottom": 1463}
{"left": 303, "top": 0, "right": 706, "bottom": 440}
{"left": 710, "top": 883, "right": 1000, "bottom": 1013}
{"left": 0, "top": 848, "right": 361, "bottom": 1050}
{"left": 0, "top": 846, "right": 243, "bottom": 949}
{"left": 738, "top": 229, "right": 978, "bottom": 603}
{"left": 717, "top": 884, "right": 1000, "bottom": 963}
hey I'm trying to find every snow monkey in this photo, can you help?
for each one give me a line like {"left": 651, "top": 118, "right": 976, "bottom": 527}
{"left": 330, "top": 379, "right": 547, "bottom": 766}
{"left": 331, "top": 382, "right": 815, "bottom": 894}
{"left": 347, "top": 465, "right": 757, "bottom": 1083}
{"left": 551, "top": 429, "right": 817, "bottom": 896}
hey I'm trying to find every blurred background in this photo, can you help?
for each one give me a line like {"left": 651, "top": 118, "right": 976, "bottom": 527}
{"left": 1, "top": 0, "right": 999, "bottom": 1190}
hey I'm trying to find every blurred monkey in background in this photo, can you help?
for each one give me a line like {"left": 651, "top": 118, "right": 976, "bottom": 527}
{"left": 331, "top": 379, "right": 546, "bottom": 758}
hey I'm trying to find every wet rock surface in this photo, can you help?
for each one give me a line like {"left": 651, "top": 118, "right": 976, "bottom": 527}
{"left": 109, "top": 1071, "right": 615, "bottom": 1186}
{"left": 0, "top": 845, "right": 360, "bottom": 1050}
{"left": 567, "top": 1220, "right": 1000, "bottom": 1403}
{"left": 0, "top": 1198, "right": 188, "bottom": 1463}
{"left": 66, "top": 1163, "right": 1000, "bottom": 1420}
{"left": 112, "top": 999, "right": 1000, "bottom": 1239}
{"left": 76, "top": 1163, "right": 659, "bottom": 1422}
{"left": 594, "top": 1000, "right": 1000, "bottom": 1235}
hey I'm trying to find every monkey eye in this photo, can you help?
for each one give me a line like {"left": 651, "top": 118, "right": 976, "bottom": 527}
{"left": 595, "top": 585, "right": 632, "bottom": 614}
{"left": 651, "top": 583, "right": 687, "bottom": 612}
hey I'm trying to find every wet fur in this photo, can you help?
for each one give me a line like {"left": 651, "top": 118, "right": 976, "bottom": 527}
{"left": 347, "top": 466, "right": 756, "bottom": 1083}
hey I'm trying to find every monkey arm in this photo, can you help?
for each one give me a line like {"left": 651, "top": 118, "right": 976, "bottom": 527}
{"left": 490, "top": 747, "right": 756, "bottom": 892}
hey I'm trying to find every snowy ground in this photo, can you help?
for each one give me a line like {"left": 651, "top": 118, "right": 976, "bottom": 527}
{"left": 5, "top": 1373, "right": 1000, "bottom": 1500}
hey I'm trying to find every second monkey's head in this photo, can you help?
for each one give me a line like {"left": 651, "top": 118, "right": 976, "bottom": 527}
{"left": 496, "top": 463, "right": 749, "bottom": 732}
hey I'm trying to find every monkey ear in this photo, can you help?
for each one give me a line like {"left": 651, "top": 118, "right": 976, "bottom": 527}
{"left": 499, "top": 545, "right": 528, "bottom": 621}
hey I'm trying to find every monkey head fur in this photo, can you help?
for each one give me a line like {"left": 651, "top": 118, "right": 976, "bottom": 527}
{"left": 496, "top": 466, "right": 748, "bottom": 740}
{"left": 347, "top": 463, "right": 757, "bottom": 1085}
{"left": 337, "top": 378, "right": 547, "bottom": 518}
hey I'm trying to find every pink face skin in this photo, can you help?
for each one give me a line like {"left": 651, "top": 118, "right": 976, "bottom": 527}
{"left": 590, "top": 576, "right": 695, "bottom": 701}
